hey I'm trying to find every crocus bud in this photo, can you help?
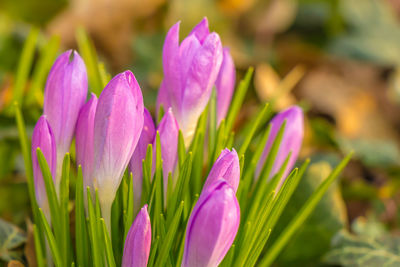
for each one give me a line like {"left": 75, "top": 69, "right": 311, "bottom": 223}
{"left": 215, "top": 48, "right": 236, "bottom": 125}
{"left": 182, "top": 180, "right": 240, "bottom": 267}
{"left": 257, "top": 106, "right": 304, "bottom": 184}
{"left": 43, "top": 50, "right": 88, "bottom": 189}
{"left": 203, "top": 148, "right": 240, "bottom": 193}
{"left": 129, "top": 108, "right": 155, "bottom": 212}
{"left": 76, "top": 93, "right": 98, "bottom": 190}
{"left": 154, "top": 108, "right": 179, "bottom": 196}
{"left": 157, "top": 17, "right": 223, "bottom": 145}
{"left": 31, "top": 116, "right": 57, "bottom": 212}
{"left": 93, "top": 70, "right": 144, "bottom": 230}
{"left": 122, "top": 205, "right": 151, "bottom": 267}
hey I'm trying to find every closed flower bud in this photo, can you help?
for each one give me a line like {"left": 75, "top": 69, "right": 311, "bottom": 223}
{"left": 182, "top": 180, "right": 240, "bottom": 267}
{"left": 154, "top": 108, "right": 179, "bottom": 196}
{"left": 43, "top": 50, "right": 88, "bottom": 189}
{"left": 203, "top": 148, "right": 240, "bottom": 193}
{"left": 215, "top": 48, "right": 236, "bottom": 125}
{"left": 75, "top": 93, "right": 97, "bottom": 190}
{"left": 93, "top": 70, "right": 144, "bottom": 229}
{"left": 129, "top": 108, "right": 155, "bottom": 212}
{"left": 157, "top": 17, "right": 223, "bottom": 145}
{"left": 31, "top": 116, "right": 57, "bottom": 212}
{"left": 257, "top": 106, "right": 304, "bottom": 185}
{"left": 122, "top": 205, "right": 151, "bottom": 267}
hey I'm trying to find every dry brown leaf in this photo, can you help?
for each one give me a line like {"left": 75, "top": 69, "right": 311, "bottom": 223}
{"left": 24, "top": 220, "right": 36, "bottom": 267}
{"left": 255, "top": 63, "right": 303, "bottom": 110}
{"left": 7, "top": 260, "right": 24, "bottom": 267}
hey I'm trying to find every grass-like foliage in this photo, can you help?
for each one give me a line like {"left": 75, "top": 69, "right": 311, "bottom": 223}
{"left": 14, "top": 27, "right": 352, "bottom": 267}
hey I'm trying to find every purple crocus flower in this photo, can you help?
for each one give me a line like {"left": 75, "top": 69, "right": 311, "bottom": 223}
{"left": 256, "top": 106, "right": 304, "bottom": 185}
{"left": 43, "top": 50, "right": 88, "bottom": 190}
{"left": 129, "top": 108, "right": 155, "bottom": 212}
{"left": 75, "top": 93, "right": 98, "bottom": 190}
{"left": 31, "top": 116, "right": 57, "bottom": 213}
{"left": 154, "top": 108, "right": 179, "bottom": 196}
{"left": 215, "top": 48, "right": 236, "bottom": 125}
{"left": 157, "top": 17, "right": 223, "bottom": 145}
{"left": 203, "top": 148, "right": 240, "bottom": 193}
{"left": 92, "top": 70, "right": 144, "bottom": 230}
{"left": 182, "top": 180, "right": 240, "bottom": 267}
{"left": 122, "top": 205, "right": 151, "bottom": 267}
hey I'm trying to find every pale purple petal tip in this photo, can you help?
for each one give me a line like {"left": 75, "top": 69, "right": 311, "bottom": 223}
{"left": 43, "top": 50, "right": 88, "bottom": 156}
{"left": 122, "top": 205, "right": 151, "bottom": 267}
{"left": 189, "top": 17, "right": 210, "bottom": 43}
{"left": 203, "top": 148, "right": 240, "bottom": 193}
{"left": 76, "top": 93, "right": 98, "bottom": 189}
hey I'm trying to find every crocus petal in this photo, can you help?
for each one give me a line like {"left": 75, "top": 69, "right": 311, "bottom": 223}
{"left": 179, "top": 34, "right": 202, "bottom": 88}
{"left": 129, "top": 108, "right": 155, "bottom": 212}
{"left": 43, "top": 50, "right": 88, "bottom": 187}
{"left": 257, "top": 106, "right": 304, "bottom": 185}
{"left": 182, "top": 180, "right": 240, "bottom": 267}
{"left": 203, "top": 148, "right": 240, "bottom": 193}
{"left": 93, "top": 70, "right": 144, "bottom": 212}
{"left": 122, "top": 205, "right": 151, "bottom": 267}
{"left": 216, "top": 48, "right": 236, "bottom": 125}
{"left": 154, "top": 108, "right": 179, "bottom": 195}
{"left": 76, "top": 93, "right": 98, "bottom": 190}
{"left": 189, "top": 17, "right": 210, "bottom": 43}
{"left": 31, "top": 116, "right": 57, "bottom": 211}
{"left": 159, "top": 18, "right": 223, "bottom": 146}
{"left": 180, "top": 32, "right": 223, "bottom": 142}
{"left": 162, "top": 21, "right": 182, "bottom": 111}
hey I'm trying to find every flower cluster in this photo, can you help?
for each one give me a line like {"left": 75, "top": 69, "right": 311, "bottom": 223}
{"left": 31, "top": 18, "right": 304, "bottom": 266}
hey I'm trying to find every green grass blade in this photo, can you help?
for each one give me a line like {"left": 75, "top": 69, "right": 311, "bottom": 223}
{"left": 259, "top": 152, "right": 353, "bottom": 266}
{"left": 225, "top": 67, "right": 254, "bottom": 134}
{"left": 75, "top": 166, "right": 89, "bottom": 267}
{"left": 256, "top": 121, "right": 286, "bottom": 182}
{"left": 220, "top": 244, "right": 235, "bottom": 267}
{"left": 87, "top": 188, "right": 103, "bottom": 267}
{"left": 100, "top": 218, "right": 116, "bottom": 267}
{"left": 124, "top": 173, "right": 134, "bottom": 240}
{"left": 209, "top": 119, "right": 226, "bottom": 165}
{"left": 76, "top": 27, "right": 104, "bottom": 95}
{"left": 177, "top": 131, "right": 186, "bottom": 168}
{"left": 142, "top": 144, "right": 153, "bottom": 205}
{"left": 26, "top": 35, "right": 60, "bottom": 105}
{"left": 33, "top": 224, "right": 45, "bottom": 267}
{"left": 155, "top": 201, "right": 184, "bottom": 267}
{"left": 60, "top": 153, "right": 71, "bottom": 266}
{"left": 36, "top": 149, "right": 61, "bottom": 236}
{"left": 208, "top": 89, "right": 217, "bottom": 161}
{"left": 148, "top": 235, "right": 160, "bottom": 267}
{"left": 153, "top": 132, "right": 164, "bottom": 236}
{"left": 167, "top": 152, "right": 193, "bottom": 227}
{"left": 236, "top": 124, "right": 271, "bottom": 203}
{"left": 38, "top": 208, "right": 62, "bottom": 267}
{"left": 12, "top": 27, "right": 39, "bottom": 106}
{"left": 246, "top": 169, "right": 299, "bottom": 266}
{"left": 14, "top": 102, "right": 39, "bottom": 220}
{"left": 238, "top": 103, "right": 270, "bottom": 156}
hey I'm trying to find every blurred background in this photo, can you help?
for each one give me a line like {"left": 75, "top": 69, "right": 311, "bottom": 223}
{"left": 1, "top": 0, "right": 400, "bottom": 265}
